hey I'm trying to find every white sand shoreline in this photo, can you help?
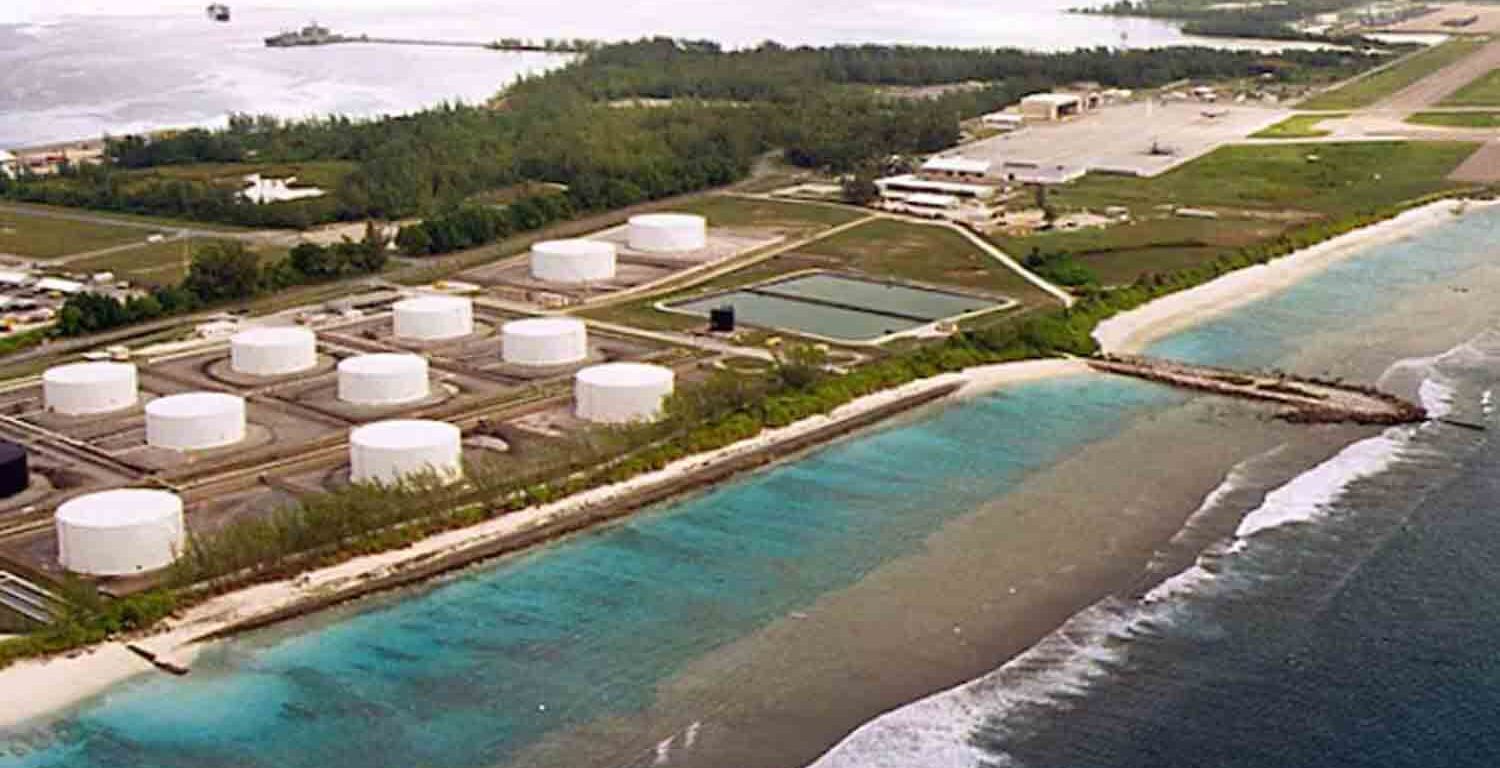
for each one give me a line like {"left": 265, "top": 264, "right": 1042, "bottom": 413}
{"left": 0, "top": 358, "right": 1086, "bottom": 730}
{"left": 1094, "top": 198, "right": 1499, "bottom": 355}
{"left": 2, "top": 197, "right": 1486, "bottom": 731}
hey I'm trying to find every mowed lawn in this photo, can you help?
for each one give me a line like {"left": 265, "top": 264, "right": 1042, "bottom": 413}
{"left": 0, "top": 210, "right": 163, "bottom": 259}
{"left": 581, "top": 217, "right": 1055, "bottom": 334}
{"left": 796, "top": 218, "right": 1056, "bottom": 305}
{"left": 1053, "top": 142, "right": 1479, "bottom": 217}
{"left": 675, "top": 196, "right": 865, "bottom": 231}
{"left": 995, "top": 217, "right": 1286, "bottom": 287}
{"left": 69, "top": 238, "right": 287, "bottom": 287}
{"left": 1407, "top": 111, "right": 1500, "bottom": 128}
{"left": 1250, "top": 113, "right": 1345, "bottom": 139}
{"left": 1299, "top": 38, "right": 1488, "bottom": 110}
{"left": 1001, "top": 141, "right": 1479, "bottom": 286}
{"left": 1439, "top": 68, "right": 1500, "bottom": 107}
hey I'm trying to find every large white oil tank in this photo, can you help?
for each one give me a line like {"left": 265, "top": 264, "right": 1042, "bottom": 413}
{"left": 146, "top": 392, "right": 246, "bottom": 451}
{"left": 56, "top": 489, "right": 185, "bottom": 576}
{"left": 230, "top": 326, "right": 317, "bottom": 377}
{"left": 349, "top": 419, "right": 463, "bottom": 486}
{"left": 628, "top": 213, "right": 707, "bottom": 253}
{"left": 502, "top": 318, "right": 588, "bottom": 367}
{"left": 338, "top": 353, "right": 429, "bottom": 406}
{"left": 529, "top": 239, "right": 617, "bottom": 284}
{"left": 43, "top": 362, "right": 138, "bottom": 416}
{"left": 575, "top": 362, "right": 675, "bottom": 424}
{"left": 393, "top": 296, "right": 473, "bottom": 341}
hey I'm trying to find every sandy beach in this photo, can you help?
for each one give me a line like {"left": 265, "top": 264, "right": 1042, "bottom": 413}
{"left": 0, "top": 358, "right": 1087, "bottom": 730}
{"left": 1094, "top": 199, "right": 1500, "bottom": 355}
{"left": 2, "top": 197, "right": 1488, "bottom": 734}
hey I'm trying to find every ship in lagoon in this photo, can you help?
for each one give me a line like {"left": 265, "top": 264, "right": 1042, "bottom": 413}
{"left": 264, "top": 24, "right": 360, "bottom": 47}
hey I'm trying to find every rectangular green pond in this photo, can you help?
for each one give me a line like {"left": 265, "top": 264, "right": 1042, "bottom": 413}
{"left": 669, "top": 273, "right": 997, "bottom": 342}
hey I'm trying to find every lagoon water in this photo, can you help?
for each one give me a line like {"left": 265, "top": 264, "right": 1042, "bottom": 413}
{"left": 1, "top": 0, "right": 1319, "bottom": 147}
{"left": 7, "top": 208, "right": 1500, "bottom": 767}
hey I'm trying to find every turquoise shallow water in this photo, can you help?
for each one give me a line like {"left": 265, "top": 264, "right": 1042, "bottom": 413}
{"left": 0, "top": 376, "right": 1173, "bottom": 768}
{"left": 10, "top": 205, "right": 1500, "bottom": 768}
{"left": 958, "top": 212, "right": 1500, "bottom": 767}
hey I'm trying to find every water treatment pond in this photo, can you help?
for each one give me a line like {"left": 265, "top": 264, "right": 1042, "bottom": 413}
{"left": 667, "top": 272, "right": 1003, "bottom": 343}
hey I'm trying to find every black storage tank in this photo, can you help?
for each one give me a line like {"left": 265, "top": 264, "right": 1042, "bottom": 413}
{"left": 709, "top": 305, "right": 736, "bottom": 333}
{"left": 0, "top": 441, "right": 27, "bottom": 498}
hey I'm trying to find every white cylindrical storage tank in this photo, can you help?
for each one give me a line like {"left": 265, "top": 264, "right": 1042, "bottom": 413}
{"left": 575, "top": 362, "right": 675, "bottom": 424}
{"left": 502, "top": 318, "right": 588, "bottom": 367}
{"left": 349, "top": 419, "right": 463, "bottom": 486}
{"left": 56, "top": 489, "right": 185, "bottom": 576}
{"left": 530, "top": 239, "right": 617, "bottom": 284}
{"left": 145, "top": 392, "right": 246, "bottom": 451}
{"left": 627, "top": 213, "right": 707, "bottom": 253}
{"left": 43, "top": 362, "right": 137, "bottom": 416}
{"left": 393, "top": 296, "right": 473, "bottom": 341}
{"left": 230, "top": 326, "right": 317, "bottom": 377}
{"left": 338, "top": 353, "right": 429, "bottom": 406}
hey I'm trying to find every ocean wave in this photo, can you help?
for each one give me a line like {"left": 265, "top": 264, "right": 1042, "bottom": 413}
{"left": 808, "top": 360, "right": 1488, "bottom": 768}
{"left": 806, "top": 599, "right": 1139, "bottom": 768}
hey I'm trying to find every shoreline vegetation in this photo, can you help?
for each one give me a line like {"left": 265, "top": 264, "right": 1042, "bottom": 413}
{"left": 0, "top": 29, "right": 1485, "bottom": 733}
{"left": 0, "top": 193, "right": 1490, "bottom": 731}
{"left": 0, "top": 41, "right": 1381, "bottom": 231}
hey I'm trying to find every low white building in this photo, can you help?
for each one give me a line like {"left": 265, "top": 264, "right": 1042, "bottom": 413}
{"left": 898, "top": 193, "right": 962, "bottom": 218}
{"left": 1020, "top": 93, "right": 1084, "bottom": 122}
{"left": 919, "top": 156, "right": 992, "bottom": 181}
{"left": 34, "top": 277, "right": 84, "bottom": 295}
{"left": 875, "top": 174, "right": 997, "bottom": 200}
{"left": 980, "top": 112, "right": 1026, "bottom": 131}
{"left": 0, "top": 150, "right": 16, "bottom": 179}
{"left": 995, "top": 161, "right": 1087, "bottom": 186}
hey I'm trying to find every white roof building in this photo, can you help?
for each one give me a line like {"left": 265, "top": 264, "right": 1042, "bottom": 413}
{"left": 904, "top": 193, "right": 961, "bottom": 209}
{"left": 34, "top": 277, "right": 84, "bottom": 295}
{"left": 875, "top": 174, "right": 997, "bottom": 200}
{"left": 1022, "top": 93, "right": 1083, "bottom": 107}
{"left": 920, "top": 156, "right": 992, "bottom": 177}
{"left": 981, "top": 112, "right": 1025, "bottom": 127}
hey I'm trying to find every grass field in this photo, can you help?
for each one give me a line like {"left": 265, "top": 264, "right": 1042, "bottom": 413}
{"left": 1438, "top": 68, "right": 1500, "bottom": 107}
{"left": 995, "top": 217, "right": 1285, "bottom": 286}
{"left": 133, "top": 161, "right": 355, "bottom": 191}
{"left": 1000, "top": 141, "right": 1478, "bottom": 286}
{"left": 798, "top": 219, "right": 1052, "bottom": 302}
{"left": 1407, "top": 111, "right": 1500, "bottom": 128}
{"left": 1299, "top": 38, "right": 1488, "bottom": 110}
{"left": 68, "top": 238, "right": 288, "bottom": 287}
{"left": 1053, "top": 142, "right": 1478, "bottom": 217}
{"left": 1250, "top": 113, "right": 1346, "bottom": 139}
{"left": 0, "top": 210, "right": 162, "bottom": 259}
{"left": 581, "top": 216, "right": 1054, "bottom": 335}
{"left": 0, "top": 201, "right": 249, "bottom": 233}
{"left": 675, "top": 196, "right": 865, "bottom": 230}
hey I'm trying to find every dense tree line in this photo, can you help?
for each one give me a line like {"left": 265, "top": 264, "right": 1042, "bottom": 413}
{"left": 1084, "top": 0, "right": 1365, "bottom": 25}
{"left": 55, "top": 227, "right": 388, "bottom": 336}
{"left": 0, "top": 39, "right": 1383, "bottom": 229}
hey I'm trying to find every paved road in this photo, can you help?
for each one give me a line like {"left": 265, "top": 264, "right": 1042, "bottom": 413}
{"left": 1369, "top": 39, "right": 1500, "bottom": 114}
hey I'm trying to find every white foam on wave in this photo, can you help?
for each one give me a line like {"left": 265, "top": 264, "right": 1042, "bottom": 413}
{"left": 807, "top": 600, "right": 1139, "bottom": 768}
{"left": 1232, "top": 428, "right": 1411, "bottom": 541}
{"left": 808, "top": 323, "right": 1500, "bottom": 768}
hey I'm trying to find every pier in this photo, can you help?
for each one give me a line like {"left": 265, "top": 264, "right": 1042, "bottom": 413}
{"left": 1088, "top": 354, "right": 1428, "bottom": 426}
